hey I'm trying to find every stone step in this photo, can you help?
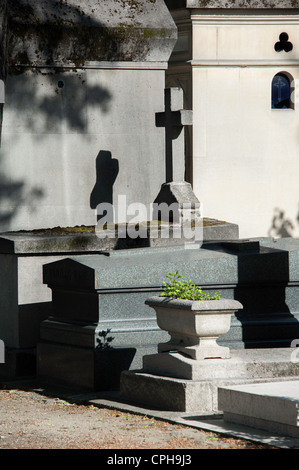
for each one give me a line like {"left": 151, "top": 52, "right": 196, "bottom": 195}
{"left": 218, "top": 380, "right": 299, "bottom": 438}
{"left": 121, "top": 348, "right": 299, "bottom": 412}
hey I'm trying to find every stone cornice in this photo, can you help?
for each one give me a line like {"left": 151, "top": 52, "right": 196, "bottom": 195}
{"left": 11, "top": 61, "right": 169, "bottom": 70}
{"left": 168, "top": 0, "right": 299, "bottom": 8}
{"left": 191, "top": 12, "right": 299, "bottom": 23}
{"left": 190, "top": 59, "right": 299, "bottom": 66}
{"left": 7, "top": 0, "right": 177, "bottom": 67}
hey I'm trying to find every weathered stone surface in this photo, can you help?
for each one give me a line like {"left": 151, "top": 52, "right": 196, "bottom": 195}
{"left": 218, "top": 380, "right": 299, "bottom": 438}
{"left": 120, "top": 348, "right": 299, "bottom": 412}
{"left": 154, "top": 182, "right": 199, "bottom": 207}
{"left": 153, "top": 182, "right": 201, "bottom": 226}
{"left": 202, "top": 219, "right": 239, "bottom": 241}
{"left": 120, "top": 370, "right": 212, "bottom": 412}
{"left": 0, "top": 232, "right": 105, "bottom": 254}
{"left": 7, "top": 0, "right": 177, "bottom": 66}
{"left": 145, "top": 296, "right": 242, "bottom": 359}
{"left": 0, "top": 1, "right": 178, "bottom": 232}
{"left": 142, "top": 348, "right": 299, "bottom": 381}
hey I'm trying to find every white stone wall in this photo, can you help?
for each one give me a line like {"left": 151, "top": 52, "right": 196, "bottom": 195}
{"left": 1, "top": 64, "right": 166, "bottom": 231}
{"left": 168, "top": 10, "right": 299, "bottom": 239}
{"left": 192, "top": 13, "right": 299, "bottom": 238}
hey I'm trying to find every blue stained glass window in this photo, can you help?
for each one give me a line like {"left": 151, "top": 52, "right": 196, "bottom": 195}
{"left": 271, "top": 73, "right": 291, "bottom": 109}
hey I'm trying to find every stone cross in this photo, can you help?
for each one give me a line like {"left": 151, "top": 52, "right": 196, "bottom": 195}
{"left": 156, "top": 87, "right": 192, "bottom": 183}
{"left": 153, "top": 88, "right": 200, "bottom": 230}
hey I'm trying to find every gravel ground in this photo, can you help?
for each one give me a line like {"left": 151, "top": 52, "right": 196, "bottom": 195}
{"left": 0, "top": 387, "right": 276, "bottom": 450}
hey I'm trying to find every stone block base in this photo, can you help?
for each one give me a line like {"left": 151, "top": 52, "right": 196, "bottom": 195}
{"left": 120, "top": 370, "right": 218, "bottom": 412}
{"left": 120, "top": 348, "right": 299, "bottom": 412}
{"left": 142, "top": 348, "right": 299, "bottom": 381}
{"left": 218, "top": 381, "right": 299, "bottom": 439}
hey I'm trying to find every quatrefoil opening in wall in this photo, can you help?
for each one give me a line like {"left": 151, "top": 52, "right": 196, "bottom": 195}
{"left": 275, "top": 32, "right": 293, "bottom": 53}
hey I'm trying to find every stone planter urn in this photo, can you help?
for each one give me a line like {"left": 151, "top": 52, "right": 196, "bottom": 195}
{"left": 145, "top": 297, "right": 243, "bottom": 360}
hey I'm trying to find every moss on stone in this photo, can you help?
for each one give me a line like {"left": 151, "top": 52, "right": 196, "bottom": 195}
{"left": 8, "top": 20, "right": 175, "bottom": 66}
{"left": 14, "top": 225, "right": 96, "bottom": 236}
{"left": 12, "top": 218, "right": 226, "bottom": 237}
{"left": 6, "top": 0, "right": 176, "bottom": 66}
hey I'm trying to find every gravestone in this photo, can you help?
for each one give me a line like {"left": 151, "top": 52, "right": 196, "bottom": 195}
{"left": 38, "top": 237, "right": 299, "bottom": 391}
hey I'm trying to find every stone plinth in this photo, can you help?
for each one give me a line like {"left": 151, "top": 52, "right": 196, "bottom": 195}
{"left": 0, "top": 221, "right": 237, "bottom": 380}
{"left": 153, "top": 182, "right": 201, "bottom": 225}
{"left": 120, "top": 348, "right": 299, "bottom": 412}
{"left": 218, "top": 380, "right": 299, "bottom": 439}
{"left": 38, "top": 237, "right": 299, "bottom": 391}
{"left": 0, "top": 231, "right": 113, "bottom": 378}
{"left": 95, "top": 217, "right": 238, "bottom": 247}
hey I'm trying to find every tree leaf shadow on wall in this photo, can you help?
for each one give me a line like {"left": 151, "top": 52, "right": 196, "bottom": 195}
{"left": 1, "top": 69, "right": 113, "bottom": 230}
{"left": 5, "top": 71, "right": 112, "bottom": 135}
{"left": 0, "top": 173, "right": 44, "bottom": 228}
{"left": 6, "top": 0, "right": 114, "bottom": 134}
{"left": 0, "top": 1, "right": 117, "bottom": 229}
{"left": 0, "top": 68, "right": 113, "bottom": 229}
{"left": 268, "top": 207, "right": 296, "bottom": 238}
{"left": 1, "top": 0, "right": 160, "bottom": 228}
